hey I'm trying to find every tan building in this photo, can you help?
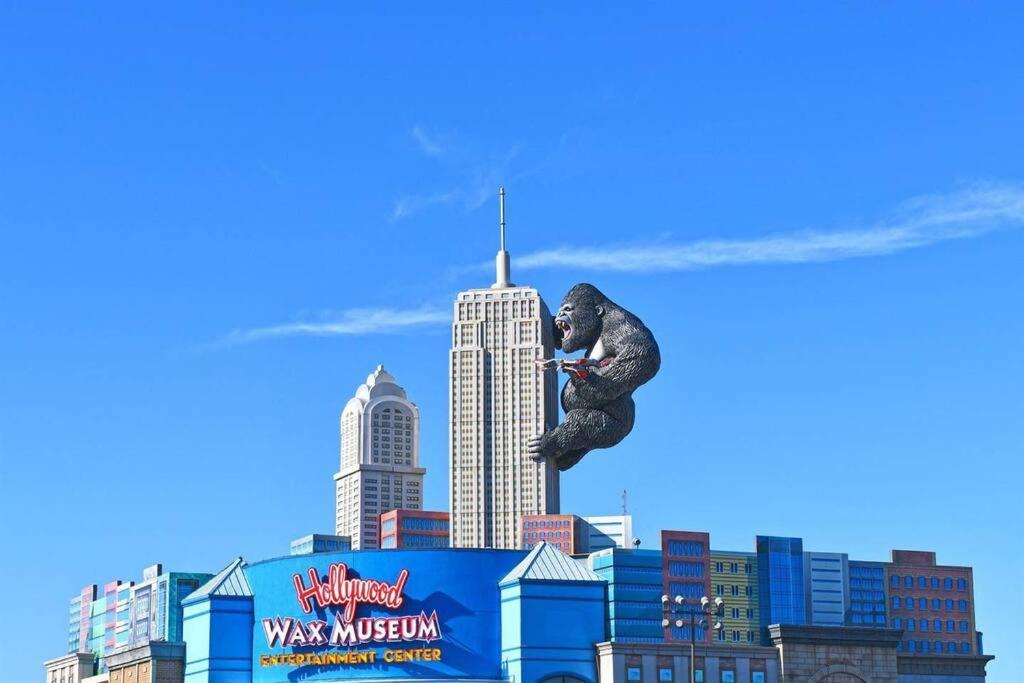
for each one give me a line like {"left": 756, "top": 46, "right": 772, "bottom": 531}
{"left": 449, "top": 188, "right": 559, "bottom": 548}
{"left": 106, "top": 642, "right": 185, "bottom": 683}
{"left": 44, "top": 652, "right": 95, "bottom": 683}
{"left": 334, "top": 365, "right": 425, "bottom": 549}
{"left": 712, "top": 550, "right": 760, "bottom": 646}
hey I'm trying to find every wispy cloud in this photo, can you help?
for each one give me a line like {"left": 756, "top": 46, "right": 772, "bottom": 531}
{"left": 217, "top": 306, "right": 449, "bottom": 346}
{"left": 513, "top": 182, "right": 1024, "bottom": 272}
{"left": 391, "top": 145, "right": 520, "bottom": 222}
{"left": 411, "top": 124, "right": 445, "bottom": 157}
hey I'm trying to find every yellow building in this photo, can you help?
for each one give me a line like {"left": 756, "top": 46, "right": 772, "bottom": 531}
{"left": 710, "top": 550, "right": 760, "bottom": 645}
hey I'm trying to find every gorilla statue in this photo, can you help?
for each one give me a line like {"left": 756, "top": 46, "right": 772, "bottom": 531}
{"left": 528, "top": 283, "right": 660, "bottom": 471}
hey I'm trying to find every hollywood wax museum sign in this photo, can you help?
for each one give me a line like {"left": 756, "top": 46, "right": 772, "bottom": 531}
{"left": 259, "top": 562, "right": 443, "bottom": 667}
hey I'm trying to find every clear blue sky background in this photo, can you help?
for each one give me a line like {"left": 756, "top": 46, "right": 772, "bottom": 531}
{"left": 2, "top": 3, "right": 1022, "bottom": 680}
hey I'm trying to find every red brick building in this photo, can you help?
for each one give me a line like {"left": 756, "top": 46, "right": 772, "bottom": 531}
{"left": 662, "top": 529, "right": 713, "bottom": 644}
{"left": 885, "top": 549, "right": 977, "bottom": 656}
{"left": 379, "top": 509, "right": 449, "bottom": 549}
{"left": 520, "top": 514, "right": 585, "bottom": 553}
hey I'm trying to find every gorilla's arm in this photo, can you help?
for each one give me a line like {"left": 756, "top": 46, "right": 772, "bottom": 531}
{"left": 567, "top": 339, "right": 660, "bottom": 406}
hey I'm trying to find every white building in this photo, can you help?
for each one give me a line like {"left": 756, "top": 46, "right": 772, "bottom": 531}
{"left": 449, "top": 188, "right": 560, "bottom": 549}
{"left": 584, "top": 515, "right": 634, "bottom": 552}
{"left": 334, "top": 365, "right": 425, "bottom": 549}
{"left": 803, "top": 551, "right": 850, "bottom": 626}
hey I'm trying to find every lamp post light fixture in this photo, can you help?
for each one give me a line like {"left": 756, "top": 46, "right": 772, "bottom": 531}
{"left": 661, "top": 594, "right": 725, "bottom": 683}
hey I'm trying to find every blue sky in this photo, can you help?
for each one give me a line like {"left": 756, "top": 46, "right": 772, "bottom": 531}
{"left": 2, "top": 3, "right": 1022, "bottom": 679}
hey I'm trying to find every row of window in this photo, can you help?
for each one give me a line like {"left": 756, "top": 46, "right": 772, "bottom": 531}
{"left": 892, "top": 617, "right": 970, "bottom": 633}
{"left": 627, "top": 667, "right": 766, "bottom": 682}
{"left": 524, "top": 518, "right": 572, "bottom": 528}
{"left": 892, "top": 596, "right": 969, "bottom": 612}
{"left": 849, "top": 614, "right": 887, "bottom": 624}
{"left": 713, "top": 561, "right": 753, "bottom": 574}
{"left": 714, "top": 584, "right": 753, "bottom": 597}
{"left": 891, "top": 575, "right": 968, "bottom": 590}
{"left": 899, "top": 639, "right": 972, "bottom": 654}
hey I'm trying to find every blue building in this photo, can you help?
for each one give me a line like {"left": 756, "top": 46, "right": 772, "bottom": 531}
{"left": 588, "top": 547, "right": 663, "bottom": 643}
{"left": 289, "top": 533, "right": 352, "bottom": 555}
{"left": 183, "top": 544, "right": 607, "bottom": 683}
{"left": 847, "top": 560, "right": 888, "bottom": 627}
{"left": 756, "top": 536, "right": 806, "bottom": 643}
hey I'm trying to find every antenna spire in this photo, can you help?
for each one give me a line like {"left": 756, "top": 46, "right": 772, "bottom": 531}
{"left": 499, "top": 186, "right": 507, "bottom": 251}
{"left": 492, "top": 186, "right": 512, "bottom": 288}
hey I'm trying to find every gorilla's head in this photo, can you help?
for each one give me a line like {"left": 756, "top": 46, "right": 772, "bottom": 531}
{"left": 553, "top": 283, "right": 607, "bottom": 353}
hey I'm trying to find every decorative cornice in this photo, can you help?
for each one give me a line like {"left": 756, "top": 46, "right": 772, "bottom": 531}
{"left": 897, "top": 653, "right": 995, "bottom": 676}
{"left": 105, "top": 641, "right": 186, "bottom": 669}
{"left": 593, "top": 641, "right": 778, "bottom": 658}
{"left": 768, "top": 624, "right": 903, "bottom": 648}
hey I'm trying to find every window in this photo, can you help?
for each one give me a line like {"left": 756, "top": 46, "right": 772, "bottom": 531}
{"left": 944, "top": 577, "right": 953, "bottom": 589}
{"left": 946, "top": 620, "right": 955, "bottom": 632}
{"left": 946, "top": 599, "right": 954, "bottom": 611}
{"left": 904, "top": 576, "right": 913, "bottom": 588}
{"left": 932, "top": 598, "right": 941, "bottom": 610}
{"left": 892, "top": 596, "right": 901, "bottom": 609}
{"left": 931, "top": 577, "right": 939, "bottom": 589}
{"left": 957, "top": 578, "right": 967, "bottom": 590}
{"left": 721, "top": 672, "right": 735, "bottom": 683}
{"left": 962, "top": 642, "right": 971, "bottom": 654}
{"left": 919, "top": 576, "right": 927, "bottom": 588}
{"left": 907, "top": 618, "right": 915, "bottom": 631}
{"left": 920, "top": 619, "right": 928, "bottom": 632}
{"left": 958, "top": 600, "right": 968, "bottom": 612}
{"left": 658, "top": 668, "right": 673, "bottom": 682}
{"left": 960, "top": 620, "right": 969, "bottom": 633}
{"left": 891, "top": 574, "right": 900, "bottom": 587}
{"left": 893, "top": 618, "right": 902, "bottom": 628}
{"left": 934, "top": 619, "right": 942, "bottom": 632}
{"left": 627, "top": 667, "right": 641, "bottom": 681}
{"left": 694, "top": 671, "right": 704, "bottom": 683}
{"left": 752, "top": 674, "right": 766, "bottom": 683}
{"left": 906, "top": 597, "right": 915, "bottom": 610}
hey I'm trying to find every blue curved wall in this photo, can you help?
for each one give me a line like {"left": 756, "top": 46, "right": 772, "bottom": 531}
{"left": 244, "top": 549, "right": 526, "bottom": 682}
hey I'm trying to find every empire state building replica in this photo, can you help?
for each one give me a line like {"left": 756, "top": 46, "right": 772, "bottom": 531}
{"left": 448, "top": 188, "right": 560, "bottom": 549}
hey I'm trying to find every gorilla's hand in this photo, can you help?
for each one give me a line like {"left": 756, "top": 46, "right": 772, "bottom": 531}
{"left": 527, "top": 431, "right": 559, "bottom": 461}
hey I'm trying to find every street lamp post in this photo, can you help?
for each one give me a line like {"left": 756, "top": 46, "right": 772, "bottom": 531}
{"left": 662, "top": 594, "right": 725, "bottom": 683}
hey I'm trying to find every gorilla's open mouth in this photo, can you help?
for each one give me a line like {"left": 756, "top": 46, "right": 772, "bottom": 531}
{"left": 555, "top": 316, "right": 572, "bottom": 342}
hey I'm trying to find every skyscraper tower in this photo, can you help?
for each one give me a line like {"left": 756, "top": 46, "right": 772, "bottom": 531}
{"left": 334, "top": 365, "right": 425, "bottom": 549}
{"left": 449, "top": 188, "right": 560, "bottom": 549}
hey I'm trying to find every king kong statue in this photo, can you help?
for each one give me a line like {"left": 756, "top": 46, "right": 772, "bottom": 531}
{"left": 528, "top": 283, "right": 661, "bottom": 471}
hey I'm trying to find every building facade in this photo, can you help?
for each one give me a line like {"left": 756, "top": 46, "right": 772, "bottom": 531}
{"left": 126, "top": 565, "right": 211, "bottom": 648}
{"left": 45, "top": 652, "right": 96, "bottom": 683}
{"left": 289, "top": 534, "right": 351, "bottom": 555}
{"left": 64, "top": 565, "right": 210, "bottom": 674}
{"left": 379, "top": 508, "right": 450, "bottom": 548}
{"left": 803, "top": 552, "right": 849, "bottom": 626}
{"left": 590, "top": 547, "right": 665, "bottom": 643}
{"left": 885, "top": 549, "right": 978, "bottom": 656}
{"left": 69, "top": 580, "right": 132, "bottom": 667}
{"left": 334, "top": 365, "right": 426, "bottom": 549}
{"left": 449, "top": 192, "right": 559, "bottom": 549}
{"left": 662, "top": 530, "right": 713, "bottom": 644}
{"left": 585, "top": 515, "right": 633, "bottom": 552}
{"left": 848, "top": 560, "right": 888, "bottom": 627}
{"left": 520, "top": 513, "right": 585, "bottom": 553}
{"left": 711, "top": 550, "right": 760, "bottom": 646}
{"left": 756, "top": 536, "right": 806, "bottom": 643}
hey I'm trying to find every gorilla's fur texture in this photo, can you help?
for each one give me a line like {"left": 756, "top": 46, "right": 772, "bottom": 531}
{"left": 528, "top": 283, "right": 660, "bottom": 471}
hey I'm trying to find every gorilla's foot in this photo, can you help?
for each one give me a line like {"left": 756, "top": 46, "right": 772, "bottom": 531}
{"left": 556, "top": 449, "right": 589, "bottom": 471}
